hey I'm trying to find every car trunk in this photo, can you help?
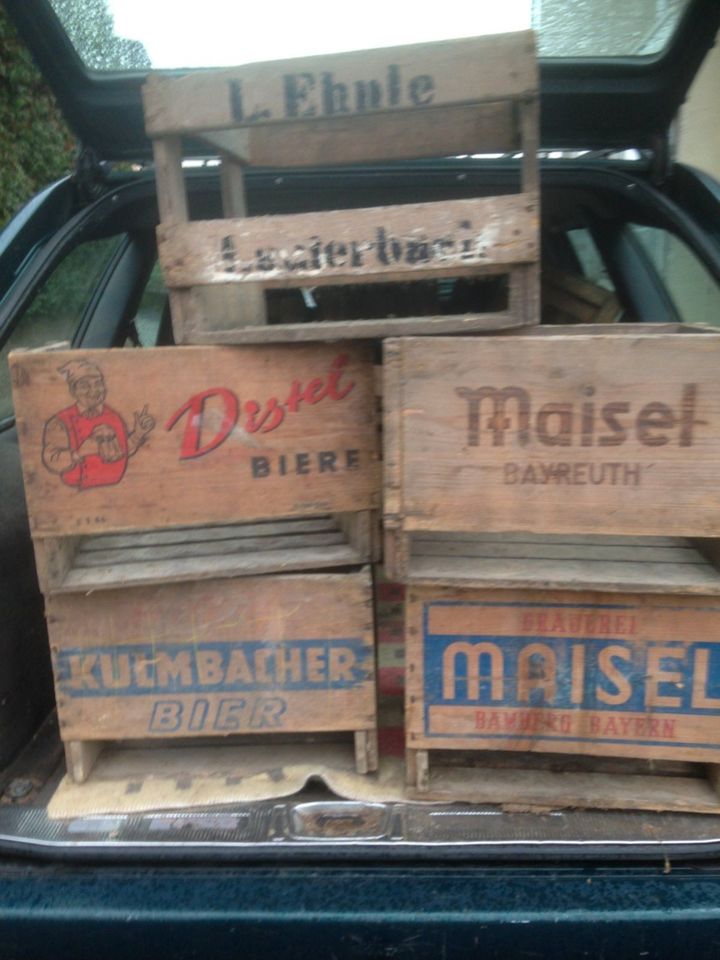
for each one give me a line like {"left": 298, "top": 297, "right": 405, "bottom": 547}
{"left": 2, "top": 0, "right": 720, "bottom": 874}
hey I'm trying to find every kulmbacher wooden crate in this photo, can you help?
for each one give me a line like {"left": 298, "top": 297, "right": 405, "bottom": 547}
{"left": 10, "top": 343, "right": 380, "bottom": 591}
{"left": 383, "top": 329, "right": 720, "bottom": 585}
{"left": 142, "top": 32, "right": 539, "bottom": 343}
{"left": 405, "top": 584, "right": 720, "bottom": 811}
{"left": 48, "top": 569, "right": 378, "bottom": 783}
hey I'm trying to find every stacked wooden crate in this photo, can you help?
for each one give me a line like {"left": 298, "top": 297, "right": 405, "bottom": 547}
{"left": 142, "top": 31, "right": 540, "bottom": 343}
{"left": 10, "top": 344, "right": 380, "bottom": 781}
{"left": 9, "top": 30, "right": 541, "bottom": 788}
{"left": 385, "top": 328, "right": 720, "bottom": 809}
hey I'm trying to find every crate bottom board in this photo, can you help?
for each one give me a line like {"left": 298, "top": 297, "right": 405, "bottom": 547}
{"left": 400, "top": 533, "right": 720, "bottom": 593}
{"left": 405, "top": 749, "right": 720, "bottom": 814}
{"left": 64, "top": 729, "right": 379, "bottom": 785}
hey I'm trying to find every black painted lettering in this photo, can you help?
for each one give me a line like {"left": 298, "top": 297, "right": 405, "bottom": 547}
{"left": 637, "top": 401, "right": 675, "bottom": 446}
{"left": 325, "top": 241, "right": 347, "bottom": 268}
{"left": 295, "top": 453, "right": 310, "bottom": 475}
{"left": 598, "top": 402, "right": 629, "bottom": 446}
{"left": 536, "top": 403, "right": 573, "bottom": 446}
{"left": 679, "top": 384, "right": 705, "bottom": 446}
{"left": 321, "top": 72, "right": 349, "bottom": 115}
{"left": 283, "top": 73, "right": 317, "bottom": 118}
{"left": 409, "top": 74, "right": 435, "bottom": 106}
{"left": 387, "top": 64, "right": 401, "bottom": 106}
{"left": 346, "top": 449, "right": 360, "bottom": 470}
{"left": 319, "top": 451, "right": 337, "bottom": 472}
{"left": 354, "top": 78, "right": 383, "bottom": 111}
{"left": 251, "top": 456, "right": 270, "bottom": 478}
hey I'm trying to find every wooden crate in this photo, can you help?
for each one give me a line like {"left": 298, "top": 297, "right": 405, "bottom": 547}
{"left": 405, "top": 583, "right": 720, "bottom": 804}
{"left": 142, "top": 31, "right": 539, "bottom": 343}
{"left": 383, "top": 328, "right": 720, "bottom": 583}
{"left": 48, "top": 568, "right": 378, "bottom": 783}
{"left": 10, "top": 343, "right": 380, "bottom": 591}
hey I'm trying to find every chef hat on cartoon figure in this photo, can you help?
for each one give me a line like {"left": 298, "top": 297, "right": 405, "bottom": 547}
{"left": 58, "top": 359, "right": 104, "bottom": 387}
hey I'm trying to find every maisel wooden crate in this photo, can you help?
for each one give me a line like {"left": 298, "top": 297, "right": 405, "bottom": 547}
{"left": 142, "top": 31, "right": 539, "bottom": 343}
{"left": 9, "top": 343, "right": 379, "bottom": 591}
{"left": 404, "top": 584, "right": 720, "bottom": 812}
{"left": 383, "top": 329, "right": 720, "bottom": 583}
{"left": 48, "top": 569, "right": 378, "bottom": 783}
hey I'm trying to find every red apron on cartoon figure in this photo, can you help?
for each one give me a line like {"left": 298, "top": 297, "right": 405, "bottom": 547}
{"left": 42, "top": 359, "right": 154, "bottom": 491}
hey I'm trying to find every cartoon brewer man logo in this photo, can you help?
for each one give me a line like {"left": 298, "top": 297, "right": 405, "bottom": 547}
{"left": 41, "top": 359, "right": 155, "bottom": 490}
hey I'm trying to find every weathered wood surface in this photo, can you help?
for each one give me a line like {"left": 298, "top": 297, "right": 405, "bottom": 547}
{"left": 49, "top": 570, "right": 377, "bottom": 745}
{"left": 45, "top": 515, "right": 375, "bottom": 593}
{"left": 157, "top": 194, "right": 539, "bottom": 289}
{"left": 383, "top": 333, "right": 720, "bottom": 543}
{"left": 195, "top": 101, "right": 521, "bottom": 168}
{"left": 402, "top": 533, "right": 720, "bottom": 594}
{"left": 404, "top": 754, "right": 720, "bottom": 813}
{"left": 181, "top": 311, "right": 531, "bottom": 345}
{"left": 10, "top": 344, "right": 379, "bottom": 537}
{"left": 143, "top": 32, "right": 537, "bottom": 137}
{"left": 542, "top": 267, "right": 622, "bottom": 325}
{"left": 405, "top": 585, "right": 720, "bottom": 766}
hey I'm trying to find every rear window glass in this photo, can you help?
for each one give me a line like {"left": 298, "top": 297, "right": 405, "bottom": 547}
{"left": 48, "top": 0, "right": 690, "bottom": 72}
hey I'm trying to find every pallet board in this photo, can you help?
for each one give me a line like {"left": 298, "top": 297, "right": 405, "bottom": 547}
{"left": 383, "top": 331, "right": 720, "bottom": 580}
{"left": 10, "top": 343, "right": 379, "bottom": 539}
{"left": 405, "top": 584, "right": 720, "bottom": 794}
{"left": 48, "top": 569, "right": 378, "bottom": 782}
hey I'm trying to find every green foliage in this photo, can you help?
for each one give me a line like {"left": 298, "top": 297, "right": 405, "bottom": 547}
{"left": 0, "top": 5, "right": 77, "bottom": 228}
{"left": 49, "top": 0, "right": 150, "bottom": 71}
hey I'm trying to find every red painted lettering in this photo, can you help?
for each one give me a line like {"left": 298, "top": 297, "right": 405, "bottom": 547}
{"left": 165, "top": 388, "right": 239, "bottom": 460}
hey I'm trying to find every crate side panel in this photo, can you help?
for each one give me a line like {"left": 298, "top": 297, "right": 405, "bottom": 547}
{"left": 10, "top": 344, "right": 379, "bottom": 536}
{"left": 48, "top": 571, "right": 376, "bottom": 742}
{"left": 394, "top": 334, "right": 720, "bottom": 538}
{"left": 406, "top": 585, "right": 720, "bottom": 763}
{"left": 142, "top": 32, "right": 537, "bottom": 136}
{"left": 157, "top": 194, "right": 539, "bottom": 290}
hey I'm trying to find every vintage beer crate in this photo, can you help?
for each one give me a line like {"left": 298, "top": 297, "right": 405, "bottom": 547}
{"left": 9, "top": 343, "right": 380, "bottom": 591}
{"left": 142, "top": 32, "right": 539, "bottom": 343}
{"left": 383, "top": 329, "right": 720, "bottom": 584}
{"left": 47, "top": 568, "right": 378, "bottom": 782}
{"left": 405, "top": 583, "right": 720, "bottom": 809}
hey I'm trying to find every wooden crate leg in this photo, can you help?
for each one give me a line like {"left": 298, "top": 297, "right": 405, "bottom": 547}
{"left": 405, "top": 748, "right": 417, "bottom": 787}
{"left": 406, "top": 749, "right": 430, "bottom": 791}
{"left": 354, "top": 730, "right": 378, "bottom": 774}
{"left": 65, "top": 741, "right": 104, "bottom": 784}
{"left": 415, "top": 749, "right": 430, "bottom": 792}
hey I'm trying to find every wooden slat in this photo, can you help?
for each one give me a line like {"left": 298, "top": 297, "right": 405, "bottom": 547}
{"left": 197, "top": 101, "right": 520, "bottom": 167}
{"left": 406, "top": 553, "right": 720, "bottom": 593}
{"left": 182, "top": 310, "right": 530, "bottom": 344}
{"left": 80, "top": 517, "right": 339, "bottom": 551}
{"left": 58, "top": 543, "right": 364, "bottom": 592}
{"left": 410, "top": 536, "right": 706, "bottom": 564}
{"left": 74, "top": 530, "right": 348, "bottom": 568}
{"left": 157, "top": 193, "right": 539, "bottom": 290}
{"left": 142, "top": 32, "right": 537, "bottom": 136}
{"left": 412, "top": 532, "right": 684, "bottom": 547}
